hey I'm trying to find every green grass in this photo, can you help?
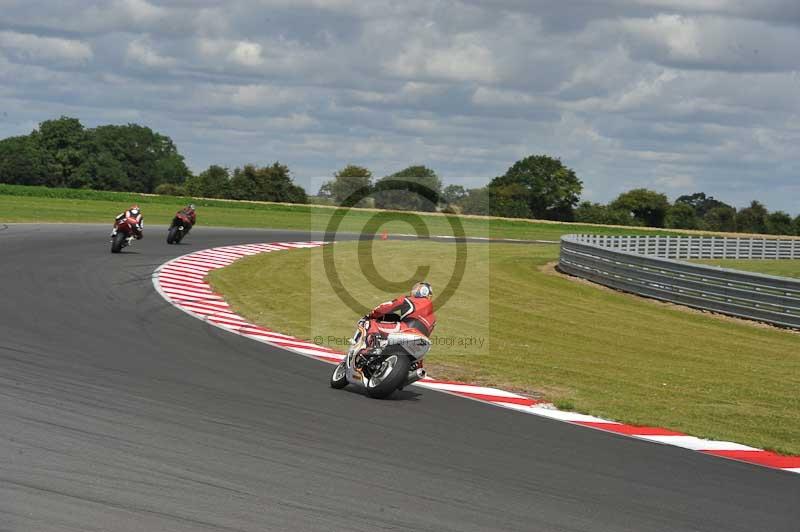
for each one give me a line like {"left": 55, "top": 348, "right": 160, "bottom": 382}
{"left": 208, "top": 240, "right": 800, "bottom": 454}
{"left": 694, "top": 259, "right": 800, "bottom": 279}
{"left": 0, "top": 183, "right": 680, "bottom": 241}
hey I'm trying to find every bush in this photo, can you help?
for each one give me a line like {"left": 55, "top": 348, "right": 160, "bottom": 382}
{"left": 575, "top": 202, "right": 637, "bottom": 226}
{"left": 0, "top": 183, "right": 312, "bottom": 213}
{"left": 154, "top": 183, "right": 185, "bottom": 196}
{"left": 609, "top": 189, "right": 670, "bottom": 227}
{"left": 373, "top": 166, "right": 441, "bottom": 212}
{"left": 665, "top": 203, "right": 699, "bottom": 229}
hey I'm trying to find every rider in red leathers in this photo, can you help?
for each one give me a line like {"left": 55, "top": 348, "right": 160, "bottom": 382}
{"left": 112, "top": 205, "right": 143, "bottom": 239}
{"left": 175, "top": 204, "right": 196, "bottom": 234}
{"left": 364, "top": 282, "right": 436, "bottom": 345}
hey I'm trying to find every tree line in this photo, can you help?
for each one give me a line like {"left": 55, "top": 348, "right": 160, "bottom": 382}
{"left": 315, "top": 156, "right": 583, "bottom": 220}
{"left": 316, "top": 156, "right": 800, "bottom": 236}
{"left": 2, "top": 117, "right": 797, "bottom": 235}
{"left": 0, "top": 116, "right": 307, "bottom": 204}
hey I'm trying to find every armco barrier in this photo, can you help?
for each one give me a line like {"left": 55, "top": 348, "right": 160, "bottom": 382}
{"left": 558, "top": 235, "right": 800, "bottom": 329}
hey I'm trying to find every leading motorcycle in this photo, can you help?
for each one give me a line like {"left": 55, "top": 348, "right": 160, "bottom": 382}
{"left": 330, "top": 317, "right": 429, "bottom": 399}
{"left": 110, "top": 216, "right": 140, "bottom": 253}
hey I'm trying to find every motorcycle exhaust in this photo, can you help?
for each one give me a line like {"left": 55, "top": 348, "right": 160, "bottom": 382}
{"left": 404, "top": 368, "right": 426, "bottom": 387}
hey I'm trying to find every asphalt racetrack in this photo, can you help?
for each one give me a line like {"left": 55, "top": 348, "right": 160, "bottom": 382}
{"left": 1, "top": 224, "right": 798, "bottom": 531}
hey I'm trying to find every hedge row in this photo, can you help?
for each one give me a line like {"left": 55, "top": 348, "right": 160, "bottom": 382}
{"left": 0, "top": 183, "right": 315, "bottom": 214}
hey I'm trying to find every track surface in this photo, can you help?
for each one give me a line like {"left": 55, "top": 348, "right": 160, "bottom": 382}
{"left": 1, "top": 224, "right": 797, "bottom": 532}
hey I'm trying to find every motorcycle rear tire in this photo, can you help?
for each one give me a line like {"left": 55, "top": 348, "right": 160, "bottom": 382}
{"left": 111, "top": 232, "right": 126, "bottom": 253}
{"left": 167, "top": 226, "right": 178, "bottom": 244}
{"left": 365, "top": 353, "right": 411, "bottom": 399}
{"left": 330, "top": 361, "right": 348, "bottom": 389}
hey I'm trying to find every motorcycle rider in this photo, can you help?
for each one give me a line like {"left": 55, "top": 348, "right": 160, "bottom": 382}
{"left": 363, "top": 282, "right": 436, "bottom": 352}
{"left": 174, "top": 203, "right": 197, "bottom": 234}
{"left": 112, "top": 204, "right": 143, "bottom": 239}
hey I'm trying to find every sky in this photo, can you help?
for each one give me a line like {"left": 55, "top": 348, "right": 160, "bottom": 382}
{"left": 0, "top": 0, "right": 799, "bottom": 212}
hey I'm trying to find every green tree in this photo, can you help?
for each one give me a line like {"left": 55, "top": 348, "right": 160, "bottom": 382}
{"left": 38, "top": 116, "right": 88, "bottom": 187}
{"left": 702, "top": 206, "right": 737, "bottom": 232}
{"left": 229, "top": 165, "right": 258, "bottom": 200}
{"left": 154, "top": 151, "right": 191, "bottom": 187}
{"left": 373, "top": 165, "right": 442, "bottom": 211}
{"left": 91, "top": 124, "right": 189, "bottom": 192}
{"left": 317, "top": 181, "right": 333, "bottom": 199}
{"left": 327, "top": 164, "right": 372, "bottom": 205}
{"left": 0, "top": 116, "right": 191, "bottom": 192}
{"left": 460, "top": 187, "right": 490, "bottom": 215}
{"left": 261, "top": 162, "right": 307, "bottom": 204}
{"left": 487, "top": 155, "right": 582, "bottom": 221}
{"left": 442, "top": 184, "right": 467, "bottom": 206}
{"left": 765, "top": 211, "right": 794, "bottom": 235}
{"left": 74, "top": 151, "right": 129, "bottom": 191}
{"left": 609, "top": 188, "right": 670, "bottom": 227}
{"left": 735, "top": 201, "right": 768, "bottom": 234}
{"left": 0, "top": 135, "right": 51, "bottom": 186}
{"left": 794, "top": 215, "right": 800, "bottom": 236}
{"left": 665, "top": 203, "right": 699, "bottom": 229}
{"left": 185, "top": 165, "right": 231, "bottom": 198}
{"left": 575, "top": 201, "right": 636, "bottom": 226}
{"left": 488, "top": 183, "right": 532, "bottom": 218}
{"left": 675, "top": 192, "right": 731, "bottom": 217}
{"left": 229, "top": 163, "right": 306, "bottom": 203}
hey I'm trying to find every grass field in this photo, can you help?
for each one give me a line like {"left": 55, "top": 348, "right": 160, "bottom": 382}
{"left": 0, "top": 183, "right": 678, "bottom": 241}
{"left": 208, "top": 240, "right": 800, "bottom": 455}
{"left": 694, "top": 259, "right": 800, "bottom": 279}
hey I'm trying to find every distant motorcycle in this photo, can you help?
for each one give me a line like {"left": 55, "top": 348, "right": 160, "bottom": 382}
{"left": 166, "top": 212, "right": 192, "bottom": 244}
{"left": 330, "top": 316, "right": 429, "bottom": 399}
{"left": 110, "top": 216, "right": 140, "bottom": 253}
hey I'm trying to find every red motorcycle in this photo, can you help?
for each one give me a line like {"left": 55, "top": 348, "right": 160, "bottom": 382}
{"left": 110, "top": 216, "right": 140, "bottom": 253}
{"left": 167, "top": 212, "right": 192, "bottom": 244}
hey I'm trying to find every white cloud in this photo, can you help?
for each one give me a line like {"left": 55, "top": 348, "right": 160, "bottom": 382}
{"left": 386, "top": 34, "right": 497, "bottom": 83}
{"left": 118, "top": 0, "right": 167, "bottom": 23}
{"left": 229, "top": 85, "right": 302, "bottom": 107}
{"left": 228, "top": 41, "right": 264, "bottom": 67}
{"left": 655, "top": 174, "right": 696, "bottom": 189}
{"left": 0, "top": 31, "right": 92, "bottom": 63}
{"left": 619, "top": 14, "right": 800, "bottom": 71}
{"left": 126, "top": 38, "right": 176, "bottom": 68}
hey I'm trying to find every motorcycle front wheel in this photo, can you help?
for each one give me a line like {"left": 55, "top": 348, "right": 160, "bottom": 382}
{"left": 330, "top": 361, "right": 348, "bottom": 389}
{"left": 365, "top": 353, "right": 410, "bottom": 399}
{"left": 167, "top": 226, "right": 178, "bottom": 244}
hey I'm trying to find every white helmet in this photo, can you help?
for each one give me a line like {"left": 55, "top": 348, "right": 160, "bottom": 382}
{"left": 411, "top": 282, "right": 433, "bottom": 299}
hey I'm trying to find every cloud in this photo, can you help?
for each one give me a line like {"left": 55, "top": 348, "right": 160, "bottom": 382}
{"left": 228, "top": 41, "right": 263, "bottom": 67}
{"left": 618, "top": 14, "right": 800, "bottom": 72}
{"left": 655, "top": 174, "right": 696, "bottom": 189}
{"left": 0, "top": 31, "right": 93, "bottom": 63}
{"left": 229, "top": 84, "right": 303, "bottom": 107}
{"left": 1, "top": 0, "right": 800, "bottom": 213}
{"left": 384, "top": 31, "right": 498, "bottom": 83}
{"left": 126, "top": 38, "right": 176, "bottom": 68}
